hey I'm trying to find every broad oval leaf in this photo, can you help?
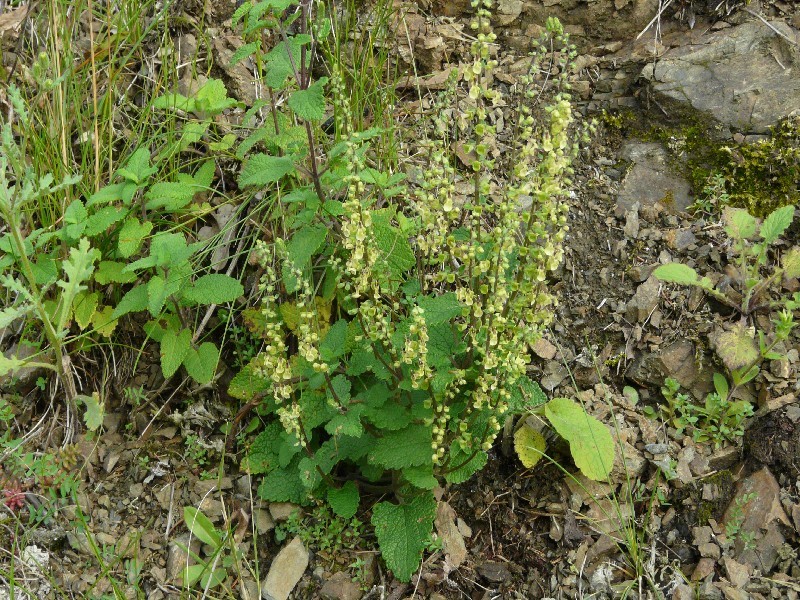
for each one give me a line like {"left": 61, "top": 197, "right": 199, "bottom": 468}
{"left": 160, "top": 327, "right": 192, "bottom": 378}
{"left": 238, "top": 153, "right": 295, "bottom": 187}
{"left": 724, "top": 207, "right": 757, "bottom": 240}
{"left": 183, "top": 274, "right": 244, "bottom": 305}
{"left": 327, "top": 481, "right": 360, "bottom": 519}
{"left": 183, "top": 342, "right": 220, "bottom": 385}
{"left": 514, "top": 423, "right": 546, "bottom": 469}
{"left": 372, "top": 493, "right": 437, "bottom": 583}
{"left": 712, "top": 322, "right": 758, "bottom": 371}
{"left": 288, "top": 77, "right": 328, "bottom": 121}
{"left": 545, "top": 398, "right": 614, "bottom": 481}
{"left": 783, "top": 247, "right": 800, "bottom": 278}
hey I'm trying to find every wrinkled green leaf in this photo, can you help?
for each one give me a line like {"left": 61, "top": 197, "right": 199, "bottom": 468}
{"left": 545, "top": 398, "right": 614, "bottom": 481}
{"left": 372, "top": 493, "right": 437, "bottom": 583}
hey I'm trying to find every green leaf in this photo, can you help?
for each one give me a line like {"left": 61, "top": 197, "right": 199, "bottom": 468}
{"left": 147, "top": 275, "right": 169, "bottom": 316}
{"left": 373, "top": 222, "right": 415, "bottom": 287}
{"left": 713, "top": 372, "right": 729, "bottom": 399}
{"left": 84, "top": 206, "right": 127, "bottom": 237}
{"left": 76, "top": 392, "right": 105, "bottom": 431}
{"left": 112, "top": 285, "right": 149, "bottom": 318}
{"left": 228, "top": 359, "right": 273, "bottom": 401}
{"left": 416, "top": 293, "right": 462, "bottom": 325}
{"left": 244, "top": 422, "right": 284, "bottom": 475}
{"left": 95, "top": 261, "right": 137, "bottom": 284}
{"left": 783, "top": 247, "right": 800, "bottom": 278}
{"left": 231, "top": 40, "right": 260, "bottom": 65}
{"left": 160, "top": 327, "right": 192, "bottom": 378}
{"left": 319, "top": 319, "right": 348, "bottom": 362}
{"left": 116, "top": 147, "right": 157, "bottom": 184}
{"left": 363, "top": 401, "right": 411, "bottom": 431}
{"left": 724, "top": 207, "right": 757, "bottom": 240}
{"left": 444, "top": 448, "right": 487, "bottom": 484}
{"left": 327, "top": 481, "right": 359, "bottom": 519}
{"left": 369, "top": 425, "right": 433, "bottom": 469}
{"left": 183, "top": 274, "right": 244, "bottom": 305}
{"left": 72, "top": 291, "right": 99, "bottom": 330}
{"left": 653, "top": 263, "right": 700, "bottom": 286}
{"left": 117, "top": 218, "right": 153, "bottom": 258}
{"left": 372, "top": 493, "right": 437, "bottom": 583}
{"left": 145, "top": 180, "right": 198, "bottom": 211}
{"left": 288, "top": 77, "right": 328, "bottom": 121}
{"left": 183, "top": 342, "right": 220, "bottom": 384}
{"left": 514, "top": 423, "right": 547, "bottom": 469}
{"left": 184, "top": 506, "right": 222, "bottom": 548}
{"left": 238, "top": 153, "right": 295, "bottom": 187}
{"left": 713, "top": 323, "right": 759, "bottom": 371}
{"left": 258, "top": 460, "right": 307, "bottom": 503}
{"left": 62, "top": 200, "right": 88, "bottom": 241}
{"left": 402, "top": 464, "right": 438, "bottom": 490}
{"left": 90, "top": 305, "right": 117, "bottom": 337}
{"left": 760, "top": 205, "right": 794, "bottom": 245}
{"left": 287, "top": 225, "right": 327, "bottom": 266}
{"left": 545, "top": 398, "right": 614, "bottom": 481}
{"left": 508, "top": 376, "right": 548, "bottom": 413}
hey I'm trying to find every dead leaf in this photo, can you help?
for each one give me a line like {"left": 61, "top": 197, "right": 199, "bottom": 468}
{"left": 0, "top": 5, "right": 28, "bottom": 37}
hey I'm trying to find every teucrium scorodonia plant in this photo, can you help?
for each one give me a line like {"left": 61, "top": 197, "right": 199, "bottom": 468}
{"left": 230, "top": 0, "right": 602, "bottom": 581}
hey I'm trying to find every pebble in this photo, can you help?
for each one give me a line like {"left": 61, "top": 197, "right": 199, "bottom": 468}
{"left": 262, "top": 537, "right": 309, "bottom": 600}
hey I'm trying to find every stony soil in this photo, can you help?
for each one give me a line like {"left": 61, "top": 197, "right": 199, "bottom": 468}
{"left": 1, "top": 1, "right": 800, "bottom": 599}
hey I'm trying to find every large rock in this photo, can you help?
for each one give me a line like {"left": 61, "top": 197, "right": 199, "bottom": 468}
{"left": 644, "top": 20, "right": 800, "bottom": 133}
{"left": 262, "top": 537, "right": 309, "bottom": 600}
{"left": 616, "top": 142, "right": 692, "bottom": 214}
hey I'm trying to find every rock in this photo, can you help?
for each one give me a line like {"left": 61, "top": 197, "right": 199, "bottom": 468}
{"left": 672, "top": 582, "right": 695, "bottom": 600}
{"left": 319, "top": 572, "right": 360, "bottom": 600}
{"left": 240, "top": 579, "right": 261, "bottom": 600}
{"left": 627, "top": 339, "right": 712, "bottom": 399}
{"left": 254, "top": 509, "right": 275, "bottom": 535}
{"left": 531, "top": 337, "right": 558, "bottom": 360}
{"left": 262, "top": 537, "right": 309, "bottom": 600}
{"left": 698, "top": 542, "right": 721, "bottom": 560}
{"left": 269, "top": 503, "right": 300, "bottom": 522}
{"left": 721, "top": 556, "right": 750, "bottom": 587}
{"left": 666, "top": 228, "right": 697, "bottom": 251}
{"left": 691, "top": 557, "right": 716, "bottom": 581}
{"left": 718, "top": 584, "right": 748, "bottom": 600}
{"left": 644, "top": 21, "right": 800, "bottom": 133}
{"left": 623, "top": 204, "right": 640, "bottom": 238}
{"left": 589, "top": 564, "right": 613, "bottom": 593}
{"left": 722, "top": 467, "right": 790, "bottom": 572}
{"left": 0, "top": 341, "right": 50, "bottom": 393}
{"left": 476, "top": 561, "right": 512, "bottom": 584}
{"left": 626, "top": 276, "right": 660, "bottom": 322}
{"left": 434, "top": 501, "right": 468, "bottom": 570}
{"left": 615, "top": 142, "right": 692, "bottom": 214}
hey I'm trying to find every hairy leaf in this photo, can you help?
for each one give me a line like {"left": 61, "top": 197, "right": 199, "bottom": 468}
{"left": 712, "top": 322, "right": 758, "bottom": 371}
{"left": 77, "top": 392, "right": 105, "bottom": 431}
{"left": 183, "top": 342, "right": 219, "bottom": 384}
{"left": 117, "top": 218, "right": 153, "bottom": 258}
{"left": 113, "top": 285, "right": 148, "bottom": 318}
{"left": 444, "top": 448, "right": 487, "bottom": 485}
{"left": 160, "top": 327, "right": 192, "bottom": 378}
{"left": 183, "top": 274, "right": 244, "bottom": 305}
{"left": 416, "top": 292, "right": 462, "bottom": 325}
{"left": 327, "top": 481, "right": 359, "bottom": 519}
{"left": 783, "top": 247, "right": 800, "bottom": 278}
{"left": 724, "top": 207, "right": 757, "bottom": 240}
{"left": 369, "top": 425, "right": 433, "bottom": 469}
{"left": 288, "top": 77, "right": 328, "bottom": 121}
{"left": 372, "top": 493, "right": 437, "bottom": 583}
{"left": 760, "top": 204, "right": 794, "bottom": 245}
{"left": 238, "top": 153, "right": 295, "bottom": 187}
{"left": 258, "top": 458, "right": 308, "bottom": 504}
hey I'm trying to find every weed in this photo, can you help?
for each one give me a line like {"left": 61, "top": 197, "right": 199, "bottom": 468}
{"left": 723, "top": 492, "right": 757, "bottom": 552}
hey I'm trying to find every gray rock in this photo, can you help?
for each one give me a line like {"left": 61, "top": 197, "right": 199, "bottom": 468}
{"left": 627, "top": 339, "right": 713, "bottom": 399}
{"left": 626, "top": 276, "right": 660, "bottom": 323}
{"left": 262, "top": 537, "right": 309, "bottom": 600}
{"left": 166, "top": 533, "right": 201, "bottom": 583}
{"left": 269, "top": 503, "right": 300, "bottom": 522}
{"left": 722, "top": 467, "right": 791, "bottom": 572}
{"left": 644, "top": 21, "right": 800, "bottom": 133}
{"left": 477, "top": 561, "right": 512, "bottom": 584}
{"left": 616, "top": 143, "right": 692, "bottom": 214}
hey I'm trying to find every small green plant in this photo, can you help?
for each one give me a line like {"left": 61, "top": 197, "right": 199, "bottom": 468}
{"left": 648, "top": 375, "right": 753, "bottom": 447}
{"left": 180, "top": 506, "right": 248, "bottom": 592}
{"left": 723, "top": 492, "right": 757, "bottom": 551}
{"left": 655, "top": 205, "right": 799, "bottom": 390}
{"left": 275, "top": 503, "right": 364, "bottom": 558}
{"left": 227, "top": 0, "right": 602, "bottom": 581}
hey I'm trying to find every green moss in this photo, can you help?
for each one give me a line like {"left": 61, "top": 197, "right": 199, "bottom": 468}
{"left": 602, "top": 109, "right": 800, "bottom": 217}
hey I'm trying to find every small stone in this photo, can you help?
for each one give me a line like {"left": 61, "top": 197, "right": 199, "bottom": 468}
{"left": 698, "top": 542, "right": 721, "bottom": 560}
{"left": 626, "top": 276, "right": 661, "bottom": 323}
{"left": 167, "top": 533, "right": 201, "bottom": 583}
{"left": 531, "top": 337, "right": 558, "bottom": 360}
{"left": 692, "top": 557, "right": 716, "bottom": 581}
{"left": 319, "top": 572, "right": 360, "bottom": 600}
{"left": 262, "top": 537, "right": 309, "bottom": 600}
{"left": 718, "top": 584, "right": 749, "bottom": 600}
{"left": 624, "top": 205, "right": 640, "bottom": 238}
{"left": 240, "top": 579, "right": 261, "bottom": 600}
{"left": 673, "top": 582, "right": 695, "bottom": 600}
{"left": 269, "top": 503, "right": 300, "bottom": 522}
{"left": 457, "top": 518, "right": 472, "bottom": 538}
{"left": 722, "top": 557, "right": 750, "bottom": 587}
{"left": 477, "top": 561, "right": 512, "bottom": 584}
{"left": 693, "top": 526, "right": 713, "bottom": 545}
{"left": 254, "top": 509, "right": 275, "bottom": 534}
